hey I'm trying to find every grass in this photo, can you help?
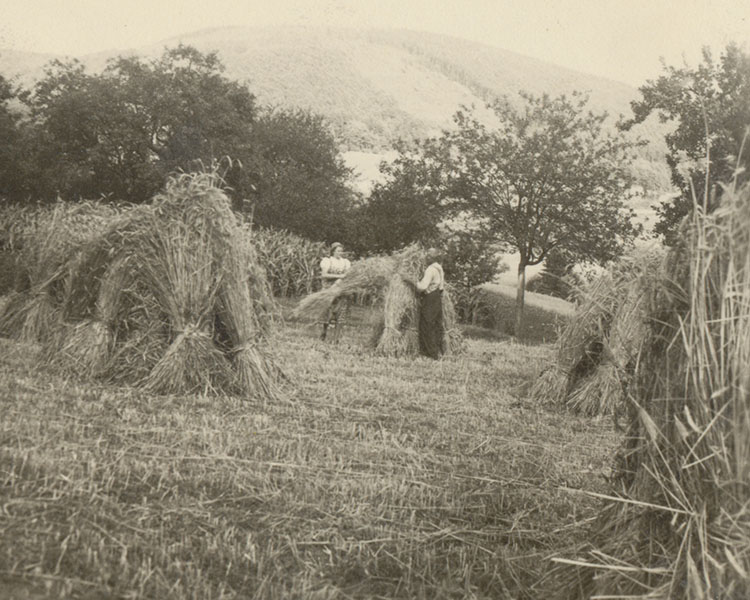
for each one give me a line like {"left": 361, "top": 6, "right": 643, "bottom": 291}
{"left": 0, "top": 302, "right": 618, "bottom": 599}
{"left": 465, "top": 284, "right": 572, "bottom": 344}
{"left": 482, "top": 283, "right": 573, "bottom": 317}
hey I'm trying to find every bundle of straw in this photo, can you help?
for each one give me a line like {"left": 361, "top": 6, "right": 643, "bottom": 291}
{"left": 0, "top": 201, "right": 117, "bottom": 342}
{"left": 565, "top": 361, "right": 625, "bottom": 416}
{"left": 217, "top": 225, "right": 280, "bottom": 398}
{"left": 0, "top": 292, "right": 28, "bottom": 339}
{"left": 45, "top": 255, "right": 131, "bottom": 378}
{"left": 549, "top": 183, "right": 750, "bottom": 599}
{"left": 105, "top": 308, "right": 170, "bottom": 387}
{"left": 293, "top": 255, "right": 395, "bottom": 322}
{"left": 566, "top": 279, "right": 651, "bottom": 415}
{"left": 295, "top": 244, "right": 464, "bottom": 357}
{"left": 373, "top": 276, "right": 421, "bottom": 357}
{"left": 370, "top": 247, "right": 464, "bottom": 358}
{"left": 531, "top": 248, "right": 663, "bottom": 415}
{"left": 530, "top": 273, "right": 618, "bottom": 406}
{"left": 60, "top": 207, "right": 154, "bottom": 322}
{"left": 31, "top": 172, "right": 280, "bottom": 399}
{"left": 441, "top": 285, "right": 466, "bottom": 355}
{"left": 0, "top": 286, "right": 60, "bottom": 342}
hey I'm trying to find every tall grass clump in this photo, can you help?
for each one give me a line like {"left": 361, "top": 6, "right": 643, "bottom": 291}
{"left": 294, "top": 244, "right": 464, "bottom": 357}
{"left": 530, "top": 248, "right": 662, "bottom": 415}
{"left": 26, "top": 173, "right": 280, "bottom": 398}
{"left": 548, "top": 182, "right": 750, "bottom": 599}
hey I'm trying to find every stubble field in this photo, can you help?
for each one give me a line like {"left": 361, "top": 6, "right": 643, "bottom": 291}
{"left": 0, "top": 306, "right": 618, "bottom": 599}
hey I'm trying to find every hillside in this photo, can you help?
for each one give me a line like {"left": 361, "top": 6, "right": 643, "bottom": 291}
{"left": 0, "top": 26, "right": 670, "bottom": 190}
{"left": 153, "top": 27, "right": 669, "bottom": 155}
{"left": 0, "top": 48, "right": 58, "bottom": 88}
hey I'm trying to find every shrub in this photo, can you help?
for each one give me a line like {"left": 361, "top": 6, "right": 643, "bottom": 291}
{"left": 441, "top": 230, "right": 506, "bottom": 323}
{"left": 526, "top": 252, "right": 578, "bottom": 300}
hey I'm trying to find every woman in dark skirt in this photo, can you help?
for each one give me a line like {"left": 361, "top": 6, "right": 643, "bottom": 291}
{"left": 415, "top": 247, "right": 445, "bottom": 359}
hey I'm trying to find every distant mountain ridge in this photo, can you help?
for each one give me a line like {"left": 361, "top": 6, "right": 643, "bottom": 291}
{"left": 0, "top": 26, "right": 670, "bottom": 187}
{"left": 158, "top": 26, "right": 652, "bottom": 149}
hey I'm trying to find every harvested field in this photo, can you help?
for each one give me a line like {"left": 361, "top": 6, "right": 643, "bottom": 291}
{"left": 0, "top": 309, "right": 618, "bottom": 599}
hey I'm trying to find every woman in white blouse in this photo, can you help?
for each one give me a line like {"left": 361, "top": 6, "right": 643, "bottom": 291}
{"left": 415, "top": 247, "right": 445, "bottom": 359}
{"left": 320, "top": 242, "right": 351, "bottom": 341}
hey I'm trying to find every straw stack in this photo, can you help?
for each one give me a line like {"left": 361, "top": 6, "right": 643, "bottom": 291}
{"left": 20, "top": 172, "right": 279, "bottom": 399}
{"left": 295, "top": 244, "right": 464, "bottom": 357}
{"left": 567, "top": 277, "right": 651, "bottom": 416}
{"left": 531, "top": 249, "right": 662, "bottom": 415}
{"left": 530, "top": 272, "right": 620, "bottom": 407}
{"left": 549, "top": 183, "right": 750, "bottom": 599}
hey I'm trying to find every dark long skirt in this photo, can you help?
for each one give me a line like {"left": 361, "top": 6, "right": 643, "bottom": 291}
{"left": 419, "top": 289, "right": 444, "bottom": 359}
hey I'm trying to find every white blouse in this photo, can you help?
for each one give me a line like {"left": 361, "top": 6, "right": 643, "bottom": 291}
{"left": 320, "top": 256, "right": 351, "bottom": 288}
{"left": 417, "top": 263, "right": 444, "bottom": 294}
{"left": 321, "top": 256, "right": 351, "bottom": 275}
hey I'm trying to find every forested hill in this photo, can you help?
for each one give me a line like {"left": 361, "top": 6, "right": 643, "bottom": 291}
{"left": 0, "top": 26, "right": 671, "bottom": 188}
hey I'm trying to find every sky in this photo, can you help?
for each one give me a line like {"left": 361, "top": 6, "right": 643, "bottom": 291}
{"left": 0, "top": 0, "right": 747, "bottom": 86}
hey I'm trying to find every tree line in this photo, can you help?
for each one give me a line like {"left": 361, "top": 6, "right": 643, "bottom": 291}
{"left": 0, "top": 45, "right": 358, "bottom": 244}
{"left": 1, "top": 43, "right": 747, "bottom": 334}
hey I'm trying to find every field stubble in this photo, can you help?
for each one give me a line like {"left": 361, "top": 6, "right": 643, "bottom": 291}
{"left": 0, "top": 307, "right": 618, "bottom": 599}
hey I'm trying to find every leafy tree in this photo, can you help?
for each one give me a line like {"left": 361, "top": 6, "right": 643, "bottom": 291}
{"left": 0, "top": 75, "right": 24, "bottom": 199}
{"left": 360, "top": 93, "right": 639, "bottom": 335}
{"left": 359, "top": 138, "right": 450, "bottom": 253}
{"left": 239, "top": 107, "right": 357, "bottom": 244}
{"left": 621, "top": 43, "right": 750, "bottom": 242}
{"left": 20, "top": 46, "right": 257, "bottom": 201}
{"left": 447, "top": 93, "right": 641, "bottom": 336}
{"left": 5, "top": 46, "right": 358, "bottom": 244}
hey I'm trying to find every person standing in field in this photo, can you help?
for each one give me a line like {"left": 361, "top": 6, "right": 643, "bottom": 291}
{"left": 415, "top": 247, "right": 445, "bottom": 359}
{"left": 320, "top": 242, "right": 351, "bottom": 341}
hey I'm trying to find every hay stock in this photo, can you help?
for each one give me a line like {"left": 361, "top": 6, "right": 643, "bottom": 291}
{"left": 294, "top": 255, "right": 394, "bottom": 322}
{"left": 6, "top": 173, "right": 280, "bottom": 399}
{"left": 531, "top": 249, "right": 661, "bottom": 415}
{"left": 0, "top": 201, "right": 118, "bottom": 342}
{"left": 373, "top": 276, "right": 421, "bottom": 357}
{"left": 294, "top": 245, "right": 463, "bottom": 357}
{"left": 549, "top": 184, "right": 750, "bottom": 599}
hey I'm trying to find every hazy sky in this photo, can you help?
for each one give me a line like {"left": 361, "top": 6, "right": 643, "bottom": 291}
{"left": 0, "top": 0, "right": 747, "bottom": 85}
